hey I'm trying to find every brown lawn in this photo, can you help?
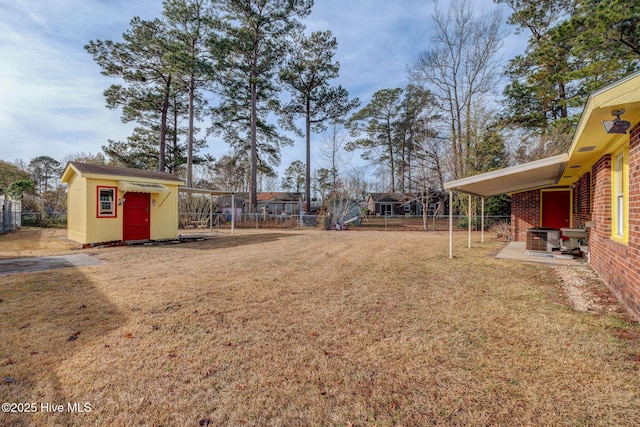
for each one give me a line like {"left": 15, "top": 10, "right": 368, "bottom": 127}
{"left": 1, "top": 228, "right": 639, "bottom": 426}
{"left": 0, "top": 228, "right": 81, "bottom": 259}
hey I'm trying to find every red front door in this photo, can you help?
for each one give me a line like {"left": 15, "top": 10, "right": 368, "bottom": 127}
{"left": 123, "top": 192, "right": 150, "bottom": 241}
{"left": 541, "top": 190, "right": 570, "bottom": 231}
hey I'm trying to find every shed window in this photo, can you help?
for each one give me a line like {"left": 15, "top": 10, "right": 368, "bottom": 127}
{"left": 97, "top": 187, "right": 117, "bottom": 218}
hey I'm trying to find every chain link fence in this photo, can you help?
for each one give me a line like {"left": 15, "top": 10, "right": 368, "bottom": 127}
{"left": 1, "top": 197, "right": 21, "bottom": 233}
{"left": 176, "top": 209, "right": 511, "bottom": 234}
{"left": 19, "top": 212, "right": 67, "bottom": 228}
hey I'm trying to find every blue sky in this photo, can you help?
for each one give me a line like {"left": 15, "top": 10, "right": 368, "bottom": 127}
{"left": 0, "top": 0, "right": 523, "bottom": 178}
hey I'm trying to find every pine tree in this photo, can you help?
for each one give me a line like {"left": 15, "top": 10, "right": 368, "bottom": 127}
{"left": 163, "top": 0, "right": 219, "bottom": 186}
{"left": 279, "top": 30, "right": 359, "bottom": 211}
{"left": 86, "top": 17, "right": 177, "bottom": 171}
{"left": 282, "top": 160, "right": 305, "bottom": 192}
{"left": 210, "top": 0, "right": 313, "bottom": 211}
{"left": 347, "top": 88, "right": 404, "bottom": 192}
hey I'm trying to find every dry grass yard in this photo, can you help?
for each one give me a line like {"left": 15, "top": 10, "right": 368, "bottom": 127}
{"left": 1, "top": 228, "right": 639, "bottom": 426}
{"left": 0, "top": 228, "right": 80, "bottom": 259}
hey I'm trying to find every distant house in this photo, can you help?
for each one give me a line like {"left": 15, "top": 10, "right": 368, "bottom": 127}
{"left": 61, "top": 162, "right": 183, "bottom": 245}
{"left": 257, "top": 192, "right": 303, "bottom": 215}
{"left": 444, "top": 70, "right": 640, "bottom": 320}
{"left": 366, "top": 191, "right": 445, "bottom": 216}
{"left": 366, "top": 192, "right": 405, "bottom": 215}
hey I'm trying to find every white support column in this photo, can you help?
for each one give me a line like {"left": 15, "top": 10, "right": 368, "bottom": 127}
{"left": 468, "top": 194, "right": 472, "bottom": 249}
{"left": 209, "top": 194, "right": 213, "bottom": 233}
{"left": 232, "top": 194, "right": 236, "bottom": 235}
{"left": 481, "top": 197, "right": 485, "bottom": 244}
{"left": 449, "top": 190, "right": 453, "bottom": 259}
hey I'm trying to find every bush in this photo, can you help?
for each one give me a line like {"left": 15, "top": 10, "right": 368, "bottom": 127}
{"left": 490, "top": 220, "right": 511, "bottom": 241}
{"left": 458, "top": 217, "right": 483, "bottom": 230}
{"left": 458, "top": 216, "right": 511, "bottom": 232}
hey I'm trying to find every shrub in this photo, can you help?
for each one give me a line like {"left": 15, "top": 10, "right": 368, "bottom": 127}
{"left": 490, "top": 220, "right": 511, "bottom": 241}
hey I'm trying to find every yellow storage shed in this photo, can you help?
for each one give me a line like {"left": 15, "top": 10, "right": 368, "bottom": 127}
{"left": 61, "top": 162, "right": 184, "bottom": 245}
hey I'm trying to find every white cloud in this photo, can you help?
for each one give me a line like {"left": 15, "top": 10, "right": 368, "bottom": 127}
{"left": 0, "top": 0, "right": 524, "bottom": 179}
{"left": 0, "top": 0, "right": 160, "bottom": 162}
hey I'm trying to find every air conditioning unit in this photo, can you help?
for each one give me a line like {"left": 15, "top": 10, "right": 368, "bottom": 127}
{"left": 526, "top": 228, "right": 561, "bottom": 252}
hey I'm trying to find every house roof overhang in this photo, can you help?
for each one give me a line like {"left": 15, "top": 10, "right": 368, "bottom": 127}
{"left": 443, "top": 153, "right": 568, "bottom": 197}
{"left": 558, "top": 71, "right": 640, "bottom": 185}
{"left": 444, "top": 70, "right": 640, "bottom": 197}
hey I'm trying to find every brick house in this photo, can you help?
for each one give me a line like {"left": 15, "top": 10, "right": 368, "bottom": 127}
{"left": 445, "top": 71, "right": 640, "bottom": 320}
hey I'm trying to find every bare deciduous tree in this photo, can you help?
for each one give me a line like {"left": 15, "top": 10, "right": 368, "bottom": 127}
{"left": 318, "top": 120, "right": 353, "bottom": 192}
{"left": 409, "top": 0, "right": 504, "bottom": 180}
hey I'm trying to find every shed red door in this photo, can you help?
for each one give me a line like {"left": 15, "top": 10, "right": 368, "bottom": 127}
{"left": 123, "top": 192, "right": 150, "bottom": 241}
{"left": 541, "top": 190, "right": 570, "bottom": 231}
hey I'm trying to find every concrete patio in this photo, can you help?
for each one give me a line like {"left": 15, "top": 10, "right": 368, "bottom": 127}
{"left": 496, "top": 241, "right": 588, "bottom": 266}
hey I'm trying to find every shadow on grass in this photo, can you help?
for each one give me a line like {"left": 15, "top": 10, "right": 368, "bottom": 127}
{"left": 0, "top": 228, "right": 80, "bottom": 260}
{"left": 0, "top": 268, "right": 125, "bottom": 426}
{"left": 172, "top": 232, "right": 303, "bottom": 251}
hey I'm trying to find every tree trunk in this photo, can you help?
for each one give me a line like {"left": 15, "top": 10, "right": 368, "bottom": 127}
{"left": 187, "top": 72, "right": 195, "bottom": 187}
{"left": 558, "top": 81, "right": 567, "bottom": 118}
{"left": 422, "top": 187, "right": 428, "bottom": 231}
{"left": 159, "top": 76, "right": 171, "bottom": 172}
{"left": 250, "top": 75, "right": 258, "bottom": 212}
{"left": 400, "top": 142, "right": 406, "bottom": 193}
{"left": 387, "top": 119, "right": 395, "bottom": 192}
{"left": 406, "top": 136, "right": 412, "bottom": 193}
{"left": 331, "top": 127, "right": 338, "bottom": 191}
{"left": 305, "top": 106, "right": 311, "bottom": 212}
{"left": 171, "top": 95, "right": 179, "bottom": 173}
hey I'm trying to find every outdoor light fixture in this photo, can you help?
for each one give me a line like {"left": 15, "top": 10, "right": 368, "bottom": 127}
{"left": 601, "top": 109, "right": 631, "bottom": 134}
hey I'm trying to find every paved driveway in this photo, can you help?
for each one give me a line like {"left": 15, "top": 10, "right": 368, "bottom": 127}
{"left": 0, "top": 254, "right": 103, "bottom": 276}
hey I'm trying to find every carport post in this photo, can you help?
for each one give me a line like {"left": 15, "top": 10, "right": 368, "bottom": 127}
{"left": 209, "top": 194, "right": 213, "bottom": 233}
{"left": 481, "top": 197, "right": 485, "bottom": 244}
{"left": 231, "top": 193, "right": 235, "bottom": 235}
{"left": 448, "top": 190, "right": 453, "bottom": 259}
{"left": 468, "top": 194, "right": 472, "bottom": 249}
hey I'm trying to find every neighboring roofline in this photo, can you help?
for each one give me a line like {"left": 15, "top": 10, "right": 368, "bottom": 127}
{"left": 179, "top": 187, "right": 235, "bottom": 196}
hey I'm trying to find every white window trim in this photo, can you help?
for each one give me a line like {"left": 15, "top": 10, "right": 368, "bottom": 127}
{"left": 97, "top": 187, "right": 117, "bottom": 218}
